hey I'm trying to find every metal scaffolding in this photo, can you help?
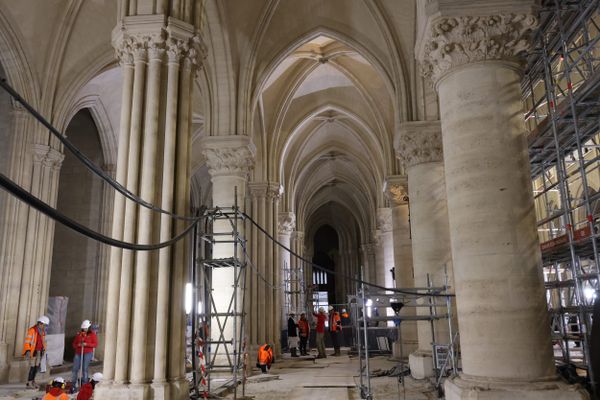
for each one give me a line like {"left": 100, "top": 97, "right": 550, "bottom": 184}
{"left": 190, "top": 202, "right": 248, "bottom": 399}
{"left": 352, "top": 267, "right": 457, "bottom": 399}
{"left": 283, "top": 261, "right": 307, "bottom": 316}
{"left": 522, "top": 0, "right": 600, "bottom": 391}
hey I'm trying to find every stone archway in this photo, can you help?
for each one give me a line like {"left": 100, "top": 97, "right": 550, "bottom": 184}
{"left": 49, "top": 108, "right": 105, "bottom": 362}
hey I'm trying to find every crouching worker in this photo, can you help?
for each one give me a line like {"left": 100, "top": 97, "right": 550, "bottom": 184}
{"left": 77, "top": 372, "right": 102, "bottom": 400}
{"left": 256, "top": 344, "right": 274, "bottom": 374}
{"left": 23, "top": 315, "right": 49, "bottom": 389}
{"left": 43, "top": 377, "right": 69, "bottom": 400}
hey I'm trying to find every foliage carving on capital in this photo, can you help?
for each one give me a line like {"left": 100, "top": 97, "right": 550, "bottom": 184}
{"left": 396, "top": 121, "right": 443, "bottom": 167}
{"left": 278, "top": 212, "right": 296, "bottom": 235}
{"left": 420, "top": 13, "right": 538, "bottom": 83}
{"left": 113, "top": 23, "right": 206, "bottom": 68}
{"left": 203, "top": 147, "right": 254, "bottom": 179}
{"left": 31, "top": 144, "right": 64, "bottom": 170}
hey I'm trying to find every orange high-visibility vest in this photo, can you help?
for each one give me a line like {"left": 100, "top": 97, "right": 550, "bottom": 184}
{"left": 257, "top": 344, "right": 273, "bottom": 365}
{"left": 22, "top": 326, "right": 46, "bottom": 357}
{"left": 329, "top": 312, "right": 342, "bottom": 332}
{"left": 42, "top": 393, "right": 69, "bottom": 400}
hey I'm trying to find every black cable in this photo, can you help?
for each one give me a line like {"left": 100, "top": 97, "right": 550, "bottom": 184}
{"left": 0, "top": 77, "right": 198, "bottom": 222}
{"left": 0, "top": 172, "right": 205, "bottom": 251}
{"left": 238, "top": 210, "right": 455, "bottom": 298}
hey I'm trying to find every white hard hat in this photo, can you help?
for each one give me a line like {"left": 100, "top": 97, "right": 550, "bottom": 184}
{"left": 328, "top": 305, "right": 334, "bottom": 311}
{"left": 81, "top": 320, "right": 91, "bottom": 330}
{"left": 91, "top": 372, "right": 103, "bottom": 382}
{"left": 53, "top": 377, "right": 65, "bottom": 384}
{"left": 342, "top": 309, "right": 347, "bottom": 313}
{"left": 37, "top": 316, "right": 49, "bottom": 325}
{"left": 318, "top": 307, "right": 325, "bottom": 313}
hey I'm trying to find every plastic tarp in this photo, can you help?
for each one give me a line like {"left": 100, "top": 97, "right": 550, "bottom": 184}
{"left": 46, "top": 296, "right": 68, "bottom": 366}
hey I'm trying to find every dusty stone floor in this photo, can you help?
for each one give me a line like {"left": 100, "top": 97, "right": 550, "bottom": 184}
{"left": 224, "top": 348, "right": 439, "bottom": 400}
{"left": 0, "top": 349, "right": 440, "bottom": 399}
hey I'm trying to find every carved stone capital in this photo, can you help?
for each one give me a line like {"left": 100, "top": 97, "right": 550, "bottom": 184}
{"left": 362, "top": 243, "right": 376, "bottom": 256}
{"left": 112, "top": 15, "right": 206, "bottom": 68}
{"left": 200, "top": 136, "right": 255, "bottom": 179}
{"left": 377, "top": 208, "right": 393, "bottom": 233}
{"left": 419, "top": 13, "right": 538, "bottom": 84}
{"left": 248, "top": 182, "right": 282, "bottom": 200}
{"left": 384, "top": 175, "right": 409, "bottom": 206}
{"left": 278, "top": 212, "right": 296, "bottom": 236}
{"left": 31, "top": 144, "right": 64, "bottom": 170}
{"left": 395, "top": 121, "right": 443, "bottom": 168}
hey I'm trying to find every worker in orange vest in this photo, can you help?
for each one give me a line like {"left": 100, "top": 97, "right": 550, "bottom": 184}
{"left": 23, "top": 315, "right": 49, "bottom": 389}
{"left": 256, "top": 344, "right": 274, "bottom": 373}
{"left": 42, "top": 377, "right": 69, "bottom": 400}
{"left": 328, "top": 305, "right": 342, "bottom": 356}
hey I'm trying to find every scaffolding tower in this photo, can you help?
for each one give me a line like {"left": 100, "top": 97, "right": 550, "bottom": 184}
{"left": 352, "top": 268, "right": 457, "bottom": 399}
{"left": 522, "top": 0, "right": 600, "bottom": 390}
{"left": 283, "top": 261, "right": 308, "bottom": 317}
{"left": 190, "top": 203, "right": 248, "bottom": 399}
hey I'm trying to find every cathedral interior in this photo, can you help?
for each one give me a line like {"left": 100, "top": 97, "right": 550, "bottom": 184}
{"left": 0, "top": 0, "right": 599, "bottom": 399}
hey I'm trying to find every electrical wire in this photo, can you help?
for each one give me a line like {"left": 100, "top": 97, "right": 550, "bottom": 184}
{"left": 235, "top": 210, "right": 455, "bottom": 298}
{"left": 0, "top": 77, "right": 199, "bottom": 222}
{"left": 0, "top": 172, "right": 205, "bottom": 250}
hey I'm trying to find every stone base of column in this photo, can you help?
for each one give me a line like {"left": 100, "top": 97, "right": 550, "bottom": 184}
{"left": 444, "top": 374, "right": 590, "bottom": 400}
{"left": 0, "top": 342, "right": 8, "bottom": 382}
{"left": 95, "top": 380, "right": 189, "bottom": 400}
{"left": 409, "top": 350, "right": 434, "bottom": 379}
{"left": 8, "top": 359, "right": 50, "bottom": 383}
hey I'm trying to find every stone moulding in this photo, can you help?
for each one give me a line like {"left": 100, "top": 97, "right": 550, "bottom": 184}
{"left": 420, "top": 13, "right": 538, "bottom": 84}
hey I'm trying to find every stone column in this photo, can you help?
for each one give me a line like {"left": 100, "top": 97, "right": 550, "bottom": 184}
{"left": 419, "top": 2, "right": 588, "bottom": 398}
{"left": 278, "top": 212, "right": 296, "bottom": 318}
{"left": 396, "top": 121, "right": 452, "bottom": 379}
{"left": 98, "top": 10, "right": 204, "bottom": 400}
{"left": 201, "top": 136, "right": 254, "bottom": 368}
{"left": 375, "top": 208, "right": 394, "bottom": 289}
{"left": 93, "top": 163, "right": 115, "bottom": 361}
{"left": 385, "top": 176, "right": 418, "bottom": 358}
{"left": 1, "top": 142, "right": 63, "bottom": 383}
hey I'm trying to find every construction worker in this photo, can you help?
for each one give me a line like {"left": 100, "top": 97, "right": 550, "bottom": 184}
{"left": 297, "top": 313, "right": 310, "bottom": 356}
{"left": 23, "top": 315, "right": 49, "bottom": 389}
{"left": 76, "top": 372, "right": 102, "bottom": 400}
{"left": 287, "top": 313, "right": 299, "bottom": 357}
{"left": 42, "top": 377, "right": 69, "bottom": 400}
{"left": 312, "top": 307, "right": 327, "bottom": 358}
{"left": 329, "top": 305, "right": 342, "bottom": 356}
{"left": 256, "top": 344, "right": 274, "bottom": 373}
{"left": 71, "top": 320, "right": 98, "bottom": 390}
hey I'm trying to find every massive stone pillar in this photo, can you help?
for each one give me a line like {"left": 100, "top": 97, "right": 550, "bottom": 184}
{"left": 385, "top": 176, "right": 418, "bottom": 358}
{"left": 98, "top": 7, "right": 204, "bottom": 399}
{"left": 247, "top": 183, "right": 281, "bottom": 353}
{"left": 396, "top": 121, "right": 452, "bottom": 379}
{"left": 201, "top": 136, "right": 254, "bottom": 369}
{"left": 0, "top": 140, "right": 63, "bottom": 383}
{"left": 419, "top": 2, "right": 588, "bottom": 398}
